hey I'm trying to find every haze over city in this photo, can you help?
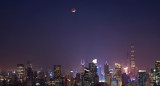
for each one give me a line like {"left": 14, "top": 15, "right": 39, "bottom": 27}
{"left": 1, "top": 0, "right": 160, "bottom": 71}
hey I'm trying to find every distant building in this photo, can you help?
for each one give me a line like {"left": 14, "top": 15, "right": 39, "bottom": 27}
{"left": 115, "top": 63, "right": 122, "bottom": 86}
{"left": 97, "top": 65, "right": 104, "bottom": 82}
{"left": 75, "top": 73, "right": 81, "bottom": 86}
{"left": 54, "top": 65, "right": 61, "bottom": 86}
{"left": 150, "top": 68, "right": 156, "bottom": 86}
{"left": 88, "top": 59, "right": 99, "bottom": 85}
{"left": 138, "top": 70, "right": 146, "bottom": 86}
{"left": 104, "top": 61, "right": 110, "bottom": 85}
{"left": 17, "top": 64, "right": 25, "bottom": 82}
{"left": 80, "top": 59, "right": 85, "bottom": 74}
{"left": 122, "top": 73, "right": 130, "bottom": 86}
{"left": 111, "top": 77, "right": 118, "bottom": 86}
{"left": 25, "top": 61, "right": 33, "bottom": 86}
{"left": 130, "top": 44, "right": 137, "bottom": 78}
{"left": 69, "top": 69, "right": 74, "bottom": 85}
{"left": 155, "top": 61, "right": 160, "bottom": 85}
{"left": 26, "top": 62, "right": 33, "bottom": 80}
{"left": 83, "top": 67, "right": 90, "bottom": 86}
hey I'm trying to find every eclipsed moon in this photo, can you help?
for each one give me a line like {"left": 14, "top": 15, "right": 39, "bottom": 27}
{"left": 71, "top": 8, "right": 76, "bottom": 13}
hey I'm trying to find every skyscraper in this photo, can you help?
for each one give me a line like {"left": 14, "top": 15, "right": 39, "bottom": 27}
{"left": 88, "top": 59, "right": 99, "bottom": 85}
{"left": 130, "top": 44, "right": 138, "bottom": 79}
{"left": 138, "top": 70, "right": 146, "bottom": 86}
{"left": 104, "top": 61, "right": 110, "bottom": 85}
{"left": 26, "top": 61, "right": 33, "bottom": 86}
{"left": 155, "top": 61, "right": 160, "bottom": 85}
{"left": 80, "top": 58, "right": 85, "bottom": 74}
{"left": 54, "top": 65, "right": 61, "bottom": 86}
{"left": 130, "top": 44, "right": 135, "bottom": 69}
{"left": 155, "top": 61, "right": 160, "bottom": 72}
{"left": 115, "top": 63, "right": 122, "bottom": 86}
{"left": 17, "top": 64, "right": 25, "bottom": 82}
{"left": 83, "top": 67, "right": 90, "bottom": 86}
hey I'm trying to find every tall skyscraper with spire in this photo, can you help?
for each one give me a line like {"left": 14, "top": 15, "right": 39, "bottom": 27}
{"left": 130, "top": 44, "right": 135, "bottom": 69}
{"left": 80, "top": 58, "right": 85, "bottom": 74}
{"left": 130, "top": 44, "right": 137, "bottom": 79}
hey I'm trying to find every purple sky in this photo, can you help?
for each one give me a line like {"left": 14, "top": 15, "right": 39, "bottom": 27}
{"left": 0, "top": 0, "right": 160, "bottom": 71}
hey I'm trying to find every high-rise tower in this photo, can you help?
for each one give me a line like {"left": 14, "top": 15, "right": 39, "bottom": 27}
{"left": 130, "top": 44, "right": 137, "bottom": 79}
{"left": 80, "top": 58, "right": 85, "bottom": 74}
{"left": 81, "top": 58, "right": 85, "bottom": 66}
{"left": 104, "top": 60, "right": 110, "bottom": 85}
{"left": 130, "top": 44, "right": 135, "bottom": 69}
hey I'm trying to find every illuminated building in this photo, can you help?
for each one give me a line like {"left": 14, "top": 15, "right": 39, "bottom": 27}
{"left": 83, "top": 67, "right": 90, "bottom": 86}
{"left": 54, "top": 65, "right": 61, "bottom": 86}
{"left": 111, "top": 77, "right": 118, "bottom": 86}
{"left": 123, "top": 67, "right": 129, "bottom": 74}
{"left": 80, "top": 58, "right": 85, "bottom": 74}
{"left": 75, "top": 73, "right": 81, "bottom": 86}
{"left": 89, "top": 62, "right": 97, "bottom": 72}
{"left": 69, "top": 69, "right": 74, "bottom": 85}
{"left": 89, "top": 62, "right": 98, "bottom": 85}
{"left": 130, "top": 44, "right": 137, "bottom": 77}
{"left": 97, "top": 65, "right": 104, "bottom": 82}
{"left": 104, "top": 60, "right": 110, "bottom": 85}
{"left": 122, "top": 73, "right": 130, "bottom": 85}
{"left": 155, "top": 61, "right": 160, "bottom": 71}
{"left": 26, "top": 61, "right": 33, "bottom": 86}
{"left": 150, "top": 61, "right": 160, "bottom": 86}
{"left": 138, "top": 70, "right": 146, "bottom": 86}
{"left": 155, "top": 61, "right": 160, "bottom": 85}
{"left": 26, "top": 62, "right": 33, "bottom": 80}
{"left": 17, "top": 64, "right": 25, "bottom": 82}
{"left": 88, "top": 59, "right": 99, "bottom": 85}
{"left": 115, "top": 63, "right": 122, "bottom": 86}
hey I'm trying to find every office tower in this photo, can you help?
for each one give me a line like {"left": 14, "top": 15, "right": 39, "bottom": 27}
{"left": 130, "top": 44, "right": 136, "bottom": 75}
{"left": 89, "top": 59, "right": 97, "bottom": 72}
{"left": 127, "top": 52, "right": 130, "bottom": 74}
{"left": 138, "top": 70, "right": 146, "bottom": 86}
{"left": 97, "top": 65, "right": 103, "bottom": 82}
{"left": 115, "top": 63, "right": 122, "bottom": 86}
{"left": 122, "top": 73, "right": 130, "bottom": 86}
{"left": 150, "top": 68, "right": 157, "bottom": 86}
{"left": 155, "top": 61, "right": 160, "bottom": 71}
{"left": 83, "top": 67, "right": 90, "bottom": 86}
{"left": 89, "top": 62, "right": 97, "bottom": 72}
{"left": 17, "top": 64, "right": 25, "bottom": 82}
{"left": 155, "top": 61, "right": 160, "bottom": 85}
{"left": 80, "top": 58, "right": 85, "bottom": 74}
{"left": 26, "top": 61, "right": 33, "bottom": 86}
{"left": 104, "top": 61, "right": 110, "bottom": 85}
{"left": 54, "top": 65, "right": 61, "bottom": 86}
{"left": 26, "top": 62, "right": 33, "bottom": 80}
{"left": 89, "top": 62, "right": 98, "bottom": 85}
{"left": 26, "top": 61, "right": 32, "bottom": 68}
{"left": 69, "top": 69, "right": 74, "bottom": 86}
{"left": 88, "top": 59, "right": 99, "bottom": 85}
{"left": 75, "top": 73, "right": 81, "bottom": 86}
{"left": 111, "top": 77, "right": 118, "bottom": 86}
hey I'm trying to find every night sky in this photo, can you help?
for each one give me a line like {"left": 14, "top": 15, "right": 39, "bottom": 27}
{"left": 0, "top": 0, "right": 160, "bottom": 71}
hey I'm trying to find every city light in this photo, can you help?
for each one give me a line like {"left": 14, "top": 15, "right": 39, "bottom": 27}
{"left": 124, "top": 67, "right": 128, "bottom": 74}
{"left": 92, "top": 59, "right": 97, "bottom": 64}
{"left": 0, "top": 1, "right": 160, "bottom": 85}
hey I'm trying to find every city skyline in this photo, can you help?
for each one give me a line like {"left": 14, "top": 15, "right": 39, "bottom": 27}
{"left": 1, "top": 0, "right": 160, "bottom": 71}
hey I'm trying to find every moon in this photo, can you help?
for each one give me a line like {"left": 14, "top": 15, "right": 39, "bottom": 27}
{"left": 71, "top": 8, "right": 76, "bottom": 13}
